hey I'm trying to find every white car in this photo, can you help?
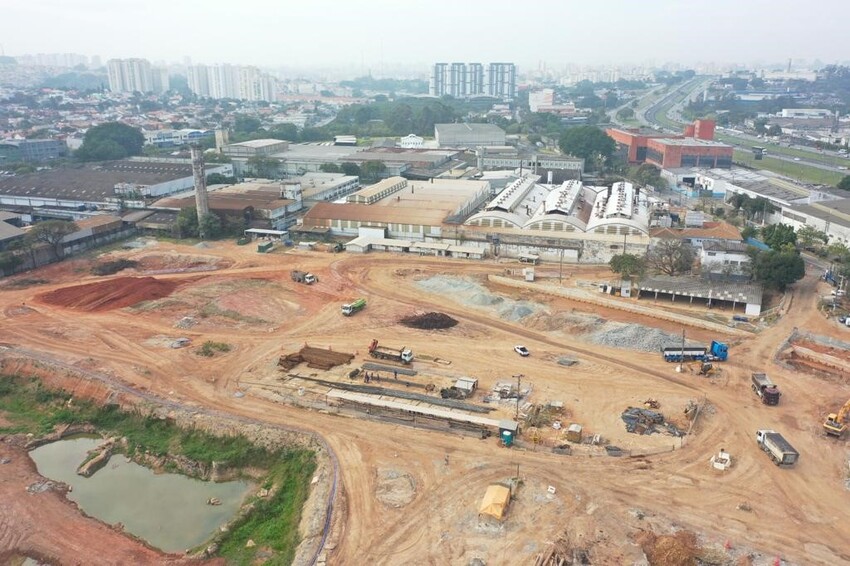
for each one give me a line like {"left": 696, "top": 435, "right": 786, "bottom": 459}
{"left": 514, "top": 345, "right": 530, "bottom": 357}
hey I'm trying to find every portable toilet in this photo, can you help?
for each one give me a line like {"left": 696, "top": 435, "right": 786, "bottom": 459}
{"left": 499, "top": 420, "right": 518, "bottom": 447}
{"left": 566, "top": 423, "right": 583, "bottom": 443}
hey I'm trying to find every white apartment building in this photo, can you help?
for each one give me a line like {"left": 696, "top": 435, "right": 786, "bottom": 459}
{"left": 187, "top": 64, "right": 276, "bottom": 102}
{"left": 430, "top": 62, "right": 515, "bottom": 99}
{"left": 107, "top": 58, "right": 153, "bottom": 93}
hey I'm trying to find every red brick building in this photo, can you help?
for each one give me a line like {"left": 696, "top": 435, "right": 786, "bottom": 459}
{"left": 607, "top": 119, "right": 733, "bottom": 169}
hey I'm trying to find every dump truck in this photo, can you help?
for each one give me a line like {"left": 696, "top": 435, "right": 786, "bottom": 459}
{"left": 661, "top": 341, "right": 728, "bottom": 363}
{"left": 755, "top": 430, "right": 799, "bottom": 467}
{"left": 823, "top": 398, "right": 850, "bottom": 437}
{"left": 291, "top": 270, "right": 317, "bottom": 284}
{"left": 368, "top": 339, "right": 413, "bottom": 364}
{"left": 751, "top": 373, "right": 781, "bottom": 406}
{"left": 341, "top": 298, "right": 366, "bottom": 316}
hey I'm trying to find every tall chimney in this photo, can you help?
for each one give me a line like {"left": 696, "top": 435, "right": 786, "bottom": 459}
{"left": 190, "top": 145, "right": 210, "bottom": 233}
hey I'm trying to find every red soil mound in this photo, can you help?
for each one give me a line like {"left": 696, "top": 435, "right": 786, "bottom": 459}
{"left": 37, "top": 276, "right": 181, "bottom": 311}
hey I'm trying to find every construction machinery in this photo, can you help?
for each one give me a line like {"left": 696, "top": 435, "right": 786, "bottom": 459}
{"left": 368, "top": 339, "right": 413, "bottom": 364}
{"left": 291, "top": 270, "right": 317, "bottom": 284}
{"left": 341, "top": 298, "right": 366, "bottom": 316}
{"left": 751, "top": 373, "right": 781, "bottom": 406}
{"left": 823, "top": 399, "right": 850, "bottom": 437}
{"left": 661, "top": 340, "right": 728, "bottom": 363}
{"left": 756, "top": 430, "right": 799, "bottom": 467}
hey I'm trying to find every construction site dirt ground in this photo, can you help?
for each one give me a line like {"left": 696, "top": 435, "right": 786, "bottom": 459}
{"left": 2, "top": 239, "right": 850, "bottom": 565}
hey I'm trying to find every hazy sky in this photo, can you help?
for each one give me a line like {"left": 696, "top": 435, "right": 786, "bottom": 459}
{"left": 5, "top": 0, "right": 850, "bottom": 71}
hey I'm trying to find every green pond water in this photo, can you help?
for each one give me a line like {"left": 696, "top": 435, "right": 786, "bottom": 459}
{"left": 29, "top": 436, "right": 252, "bottom": 553}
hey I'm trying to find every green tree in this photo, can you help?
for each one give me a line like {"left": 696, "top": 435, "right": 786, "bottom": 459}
{"left": 199, "top": 212, "right": 222, "bottom": 239}
{"left": 609, "top": 254, "right": 646, "bottom": 279}
{"left": 767, "top": 124, "right": 782, "bottom": 137}
{"left": 558, "top": 126, "right": 616, "bottom": 170}
{"left": 0, "top": 252, "right": 23, "bottom": 276}
{"left": 838, "top": 175, "right": 850, "bottom": 191}
{"left": 246, "top": 155, "right": 280, "bottom": 178}
{"left": 751, "top": 250, "right": 805, "bottom": 291}
{"left": 320, "top": 163, "right": 342, "bottom": 173}
{"left": 75, "top": 122, "right": 144, "bottom": 161}
{"left": 206, "top": 173, "right": 236, "bottom": 185}
{"left": 360, "top": 161, "right": 387, "bottom": 182}
{"left": 175, "top": 207, "right": 199, "bottom": 238}
{"left": 341, "top": 162, "right": 361, "bottom": 177}
{"left": 740, "top": 225, "right": 759, "bottom": 241}
{"left": 233, "top": 115, "right": 261, "bottom": 135}
{"left": 647, "top": 239, "right": 694, "bottom": 276}
{"left": 616, "top": 107, "right": 635, "bottom": 121}
{"left": 761, "top": 223, "right": 797, "bottom": 250}
{"left": 26, "top": 220, "right": 79, "bottom": 260}
{"left": 633, "top": 163, "right": 665, "bottom": 189}
{"left": 269, "top": 123, "right": 299, "bottom": 141}
{"left": 796, "top": 225, "right": 828, "bottom": 250}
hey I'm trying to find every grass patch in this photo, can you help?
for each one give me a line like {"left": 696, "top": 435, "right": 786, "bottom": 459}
{"left": 217, "top": 451, "right": 316, "bottom": 565}
{"left": 1, "top": 278, "right": 49, "bottom": 289}
{"left": 732, "top": 150, "right": 843, "bottom": 185}
{"left": 196, "top": 340, "right": 232, "bottom": 357}
{"left": 91, "top": 259, "right": 139, "bottom": 276}
{"left": 0, "top": 374, "right": 316, "bottom": 564}
{"left": 199, "top": 302, "right": 268, "bottom": 324}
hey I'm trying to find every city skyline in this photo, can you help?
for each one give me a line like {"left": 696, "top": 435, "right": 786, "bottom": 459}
{"left": 4, "top": 0, "right": 850, "bottom": 70}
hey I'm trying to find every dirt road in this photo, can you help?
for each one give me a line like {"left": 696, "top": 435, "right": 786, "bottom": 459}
{"left": 2, "top": 240, "right": 849, "bottom": 564}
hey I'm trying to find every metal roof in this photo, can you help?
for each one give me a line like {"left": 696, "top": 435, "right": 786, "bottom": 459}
{"left": 639, "top": 276, "right": 763, "bottom": 305}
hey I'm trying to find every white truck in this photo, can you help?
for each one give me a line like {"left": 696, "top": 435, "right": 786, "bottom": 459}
{"left": 291, "top": 270, "right": 317, "bottom": 285}
{"left": 755, "top": 430, "right": 799, "bottom": 467}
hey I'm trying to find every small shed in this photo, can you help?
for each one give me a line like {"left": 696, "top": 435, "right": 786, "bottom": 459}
{"left": 478, "top": 484, "right": 511, "bottom": 521}
{"left": 566, "top": 423, "right": 583, "bottom": 443}
{"left": 454, "top": 377, "right": 478, "bottom": 397}
{"left": 499, "top": 419, "right": 519, "bottom": 446}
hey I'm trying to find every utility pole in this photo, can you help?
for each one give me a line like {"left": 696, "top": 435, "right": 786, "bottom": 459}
{"left": 513, "top": 374, "right": 523, "bottom": 420}
{"left": 559, "top": 248, "right": 564, "bottom": 284}
{"left": 678, "top": 328, "right": 686, "bottom": 373}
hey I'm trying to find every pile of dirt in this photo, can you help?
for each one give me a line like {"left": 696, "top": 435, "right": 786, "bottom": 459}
{"left": 38, "top": 277, "right": 181, "bottom": 312}
{"left": 399, "top": 312, "right": 458, "bottom": 330}
{"left": 634, "top": 530, "right": 699, "bottom": 566}
{"left": 279, "top": 345, "right": 355, "bottom": 371}
{"left": 375, "top": 468, "right": 416, "bottom": 508}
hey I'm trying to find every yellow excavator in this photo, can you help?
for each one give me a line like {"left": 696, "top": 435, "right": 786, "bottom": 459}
{"left": 823, "top": 399, "right": 850, "bottom": 437}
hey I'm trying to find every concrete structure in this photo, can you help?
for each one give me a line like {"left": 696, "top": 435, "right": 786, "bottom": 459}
{"left": 223, "top": 139, "right": 289, "bottom": 159}
{"left": 435, "top": 123, "right": 506, "bottom": 148}
{"left": 780, "top": 108, "right": 832, "bottom": 119}
{"left": 398, "top": 134, "right": 424, "bottom": 149}
{"left": 0, "top": 215, "right": 25, "bottom": 251}
{"left": 700, "top": 240, "right": 751, "bottom": 275}
{"left": 475, "top": 146, "right": 584, "bottom": 178}
{"left": 142, "top": 129, "right": 215, "bottom": 148}
{"left": 645, "top": 138, "right": 733, "bottom": 169}
{"left": 293, "top": 172, "right": 360, "bottom": 203}
{"left": 430, "top": 63, "right": 448, "bottom": 97}
{"left": 0, "top": 159, "right": 233, "bottom": 210}
{"left": 187, "top": 63, "right": 276, "bottom": 102}
{"left": 463, "top": 179, "right": 655, "bottom": 263}
{"left": 487, "top": 63, "right": 517, "bottom": 99}
{"left": 430, "top": 62, "right": 514, "bottom": 98}
{"left": 107, "top": 58, "right": 168, "bottom": 94}
{"left": 301, "top": 178, "right": 491, "bottom": 241}
{"left": 638, "top": 276, "right": 763, "bottom": 316}
{"left": 607, "top": 119, "right": 733, "bottom": 169}
{"left": 153, "top": 179, "right": 303, "bottom": 230}
{"left": 0, "top": 139, "right": 67, "bottom": 163}
{"left": 190, "top": 146, "right": 210, "bottom": 220}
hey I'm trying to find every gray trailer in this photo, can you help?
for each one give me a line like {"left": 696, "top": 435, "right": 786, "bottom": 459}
{"left": 756, "top": 429, "right": 799, "bottom": 467}
{"left": 751, "top": 373, "right": 781, "bottom": 406}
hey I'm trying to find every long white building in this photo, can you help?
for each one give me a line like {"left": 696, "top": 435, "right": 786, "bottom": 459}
{"left": 187, "top": 64, "right": 277, "bottom": 102}
{"left": 107, "top": 58, "right": 169, "bottom": 94}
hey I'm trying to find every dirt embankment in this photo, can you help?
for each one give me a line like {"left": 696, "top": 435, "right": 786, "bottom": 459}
{"left": 37, "top": 277, "right": 185, "bottom": 311}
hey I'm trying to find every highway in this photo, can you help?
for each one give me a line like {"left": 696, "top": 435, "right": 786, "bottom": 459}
{"left": 639, "top": 77, "right": 850, "bottom": 179}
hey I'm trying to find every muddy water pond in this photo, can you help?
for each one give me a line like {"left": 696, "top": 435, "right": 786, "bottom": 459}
{"left": 30, "top": 436, "right": 252, "bottom": 552}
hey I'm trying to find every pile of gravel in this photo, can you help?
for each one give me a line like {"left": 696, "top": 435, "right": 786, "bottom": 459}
{"left": 586, "top": 322, "right": 694, "bottom": 353}
{"left": 416, "top": 276, "right": 544, "bottom": 322}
